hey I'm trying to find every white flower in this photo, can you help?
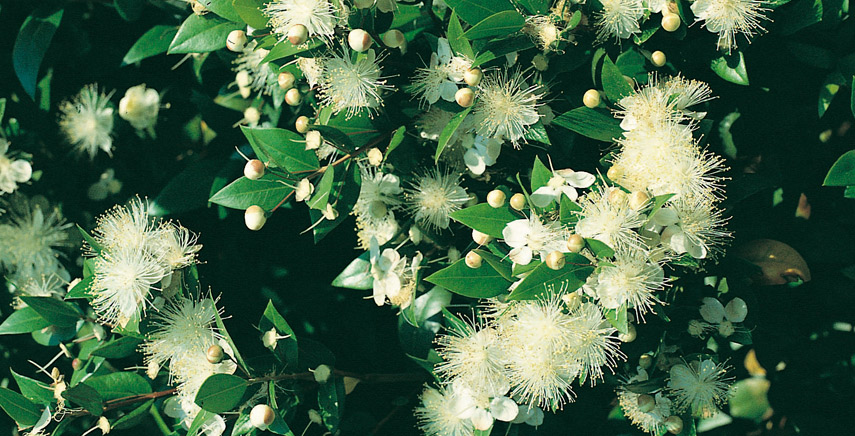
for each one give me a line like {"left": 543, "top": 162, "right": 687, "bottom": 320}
{"left": 668, "top": 359, "right": 733, "bottom": 418}
{"left": 510, "top": 404, "right": 544, "bottom": 426}
{"left": 297, "top": 57, "right": 324, "bottom": 88}
{"left": 502, "top": 214, "right": 568, "bottom": 265}
{"left": 0, "top": 139, "right": 32, "bottom": 195}
{"left": 0, "top": 196, "right": 71, "bottom": 281}
{"left": 93, "top": 197, "right": 162, "bottom": 253}
{"left": 462, "top": 135, "right": 501, "bottom": 176}
{"left": 317, "top": 48, "right": 392, "bottom": 118}
{"left": 472, "top": 69, "right": 542, "bottom": 145}
{"left": 530, "top": 168, "right": 596, "bottom": 208}
{"left": 13, "top": 274, "right": 66, "bottom": 309}
{"left": 406, "top": 169, "right": 469, "bottom": 230}
{"left": 416, "top": 108, "right": 457, "bottom": 141}
{"left": 615, "top": 75, "right": 714, "bottom": 131}
{"left": 691, "top": 0, "right": 768, "bottom": 53}
{"left": 523, "top": 15, "right": 562, "bottom": 51}
{"left": 451, "top": 382, "right": 519, "bottom": 431}
{"left": 659, "top": 195, "right": 729, "bottom": 259}
{"left": 354, "top": 166, "right": 402, "bottom": 221}
{"left": 59, "top": 84, "right": 115, "bottom": 159}
{"left": 151, "top": 222, "right": 202, "bottom": 271}
{"left": 264, "top": 0, "right": 338, "bottom": 42}
{"left": 586, "top": 249, "right": 665, "bottom": 317}
{"left": 699, "top": 297, "right": 747, "bottom": 337}
{"left": 409, "top": 38, "right": 468, "bottom": 106}
{"left": 143, "top": 298, "right": 222, "bottom": 371}
{"left": 415, "top": 386, "right": 475, "bottom": 436}
{"left": 234, "top": 41, "right": 275, "bottom": 96}
{"left": 596, "top": 0, "right": 644, "bottom": 40}
{"left": 435, "top": 320, "right": 509, "bottom": 397}
{"left": 618, "top": 389, "right": 671, "bottom": 434}
{"left": 355, "top": 212, "right": 398, "bottom": 250}
{"left": 369, "top": 239, "right": 406, "bottom": 306}
{"left": 119, "top": 84, "right": 160, "bottom": 133}
{"left": 91, "top": 245, "right": 168, "bottom": 326}
{"left": 575, "top": 188, "right": 646, "bottom": 253}
{"left": 565, "top": 302, "right": 624, "bottom": 384}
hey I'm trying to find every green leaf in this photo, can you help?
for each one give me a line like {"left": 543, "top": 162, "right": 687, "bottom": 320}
{"left": 462, "top": 10, "right": 525, "bottom": 40}
{"left": 151, "top": 159, "right": 226, "bottom": 216}
{"left": 445, "top": 0, "right": 514, "bottom": 25}
{"left": 114, "top": 0, "right": 143, "bottom": 21}
{"left": 507, "top": 255, "right": 594, "bottom": 300}
{"left": 850, "top": 76, "right": 855, "bottom": 120}
{"left": 89, "top": 336, "right": 143, "bottom": 359}
{"left": 309, "top": 162, "right": 362, "bottom": 243}
{"left": 307, "top": 168, "right": 336, "bottom": 210}
{"left": 472, "top": 35, "right": 534, "bottom": 67}
{"left": 560, "top": 195, "right": 582, "bottom": 225}
{"left": 449, "top": 203, "right": 519, "bottom": 238}
{"left": 308, "top": 125, "right": 355, "bottom": 152}
{"left": 0, "top": 387, "right": 42, "bottom": 427}
{"left": 213, "top": 301, "right": 250, "bottom": 373}
{"left": 112, "top": 399, "right": 155, "bottom": 430}
{"left": 83, "top": 372, "right": 151, "bottom": 401}
{"left": 774, "top": 0, "right": 823, "bottom": 35}
{"left": 425, "top": 258, "right": 511, "bottom": 298}
{"left": 0, "top": 307, "right": 51, "bottom": 335}
{"left": 209, "top": 175, "right": 293, "bottom": 211}
{"left": 65, "top": 275, "right": 94, "bottom": 300}
{"left": 586, "top": 239, "right": 615, "bottom": 258}
{"left": 823, "top": 150, "right": 855, "bottom": 186}
{"left": 242, "top": 126, "right": 320, "bottom": 172}
{"left": 318, "top": 377, "right": 346, "bottom": 433}
{"left": 523, "top": 122, "right": 550, "bottom": 145}
{"left": 260, "top": 38, "right": 325, "bottom": 64}
{"left": 332, "top": 252, "right": 373, "bottom": 290}
{"left": 530, "top": 156, "right": 552, "bottom": 193}
{"left": 19, "top": 297, "right": 80, "bottom": 328}
{"left": 517, "top": 0, "right": 549, "bottom": 14}
{"left": 168, "top": 14, "right": 243, "bottom": 54}
{"left": 604, "top": 305, "right": 628, "bottom": 334}
{"left": 259, "top": 301, "right": 299, "bottom": 368}
{"left": 188, "top": 408, "right": 217, "bottom": 436}
{"left": 552, "top": 107, "right": 624, "bottom": 142}
{"left": 195, "top": 374, "right": 248, "bottom": 413}
{"left": 206, "top": 0, "right": 244, "bottom": 22}
{"left": 63, "top": 383, "right": 103, "bottom": 416}
{"left": 601, "top": 55, "right": 634, "bottom": 103}
{"left": 10, "top": 370, "right": 54, "bottom": 406}
{"left": 436, "top": 107, "right": 472, "bottom": 163}
{"left": 233, "top": 0, "right": 269, "bottom": 29}
{"left": 13, "top": 8, "right": 63, "bottom": 99}
{"left": 473, "top": 249, "right": 513, "bottom": 281}
{"left": 77, "top": 224, "right": 102, "bottom": 254}
{"left": 447, "top": 12, "right": 475, "bottom": 59}
{"left": 710, "top": 51, "right": 749, "bottom": 86}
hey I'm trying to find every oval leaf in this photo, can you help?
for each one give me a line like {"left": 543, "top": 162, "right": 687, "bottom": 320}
{"left": 209, "top": 175, "right": 294, "bottom": 211}
{"left": 168, "top": 14, "right": 243, "bottom": 54}
{"left": 508, "top": 255, "right": 594, "bottom": 300}
{"left": 0, "top": 387, "right": 42, "bottom": 427}
{"left": 194, "top": 374, "right": 248, "bottom": 413}
{"left": 462, "top": 10, "right": 525, "bottom": 40}
{"left": 552, "top": 107, "right": 624, "bottom": 142}
{"left": 425, "top": 258, "right": 511, "bottom": 298}
{"left": 710, "top": 51, "right": 749, "bottom": 86}
{"left": 449, "top": 203, "right": 519, "bottom": 238}
{"left": 0, "top": 307, "right": 52, "bottom": 335}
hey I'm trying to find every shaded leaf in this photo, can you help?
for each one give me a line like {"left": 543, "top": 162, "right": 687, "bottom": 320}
{"left": 0, "top": 387, "right": 42, "bottom": 427}
{"left": 194, "top": 374, "right": 248, "bottom": 413}
{"left": 710, "top": 51, "right": 749, "bottom": 86}
{"left": 508, "top": 255, "right": 594, "bottom": 300}
{"left": 168, "top": 14, "right": 243, "bottom": 54}
{"left": 552, "top": 107, "right": 623, "bottom": 142}
{"left": 13, "top": 9, "right": 63, "bottom": 99}
{"left": 332, "top": 252, "right": 373, "bottom": 290}
{"left": 462, "top": 10, "right": 525, "bottom": 40}
{"left": 0, "top": 307, "right": 51, "bottom": 335}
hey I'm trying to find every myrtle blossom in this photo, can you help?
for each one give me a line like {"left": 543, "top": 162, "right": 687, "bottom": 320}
{"left": 0, "top": 139, "right": 32, "bottom": 195}
{"left": 264, "top": 0, "right": 338, "bottom": 42}
{"left": 119, "top": 84, "right": 161, "bottom": 135}
{"left": 58, "top": 84, "right": 115, "bottom": 159}
{"left": 409, "top": 38, "right": 470, "bottom": 106}
{"left": 691, "top": 0, "right": 768, "bottom": 52}
{"left": 472, "top": 69, "right": 542, "bottom": 145}
{"left": 699, "top": 297, "right": 747, "bottom": 337}
{"left": 668, "top": 359, "right": 733, "bottom": 418}
{"left": 503, "top": 213, "right": 568, "bottom": 265}
{"left": 530, "top": 167, "right": 596, "bottom": 208}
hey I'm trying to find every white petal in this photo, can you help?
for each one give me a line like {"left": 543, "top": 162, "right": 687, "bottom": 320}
{"left": 10, "top": 160, "right": 32, "bottom": 183}
{"left": 524, "top": 406, "right": 544, "bottom": 426}
{"left": 699, "top": 297, "right": 726, "bottom": 324}
{"left": 437, "top": 38, "right": 452, "bottom": 64}
{"left": 668, "top": 230, "right": 688, "bottom": 254}
{"left": 725, "top": 297, "right": 748, "bottom": 322}
{"left": 562, "top": 170, "right": 596, "bottom": 188}
{"left": 490, "top": 397, "right": 519, "bottom": 422}
{"left": 559, "top": 186, "right": 579, "bottom": 202}
{"left": 653, "top": 208, "right": 679, "bottom": 226}
{"left": 464, "top": 148, "right": 487, "bottom": 175}
{"left": 439, "top": 81, "right": 459, "bottom": 102}
{"left": 470, "top": 408, "right": 494, "bottom": 431}
{"left": 685, "top": 236, "right": 707, "bottom": 259}
{"left": 530, "top": 186, "right": 558, "bottom": 208}
{"left": 509, "top": 246, "right": 533, "bottom": 265}
{"left": 502, "top": 219, "right": 531, "bottom": 248}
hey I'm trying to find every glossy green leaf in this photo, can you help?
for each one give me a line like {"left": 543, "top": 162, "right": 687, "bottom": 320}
{"left": 89, "top": 336, "right": 143, "bottom": 359}
{"left": 601, "top": 55, "right": 634, "bottom": 103}
{"left": 517, "top": 0, "right": 549, "bottom": 14}
{"left": 463, "top": 10, "right": 525, "bottom": 40}
{"left": 112, "top": 399, "right": 155, "bottom": 430}
{"left": 449, "top": 203, "right": 519, "bottom": 238}
{"left": 308, "top": 125, "right": 354, "bottom": 152}
{"left": 0, "top": 307, "right": 51, "bottom": 335}
{"left": 64, "top": 276, "right": 94, "bottom": 300}
{"left": 850, "top": 76, "right": 855, "bottom": 120}
{"left": 472, "top": 35, "right": 534, "bottom": 67}
{"left": 445, "top": 0, "right": 514, "bottom": 25}
{"left": 233, "top": 0, "right": 269, "bottom": 29}
{"left": 209, "top": 175, "right": 293, "bottom": 211}
{"left": 530, "top": 156, "right": 552, "bottom": 193}
{"left": 507, "top": 255, "right": 594, "bottom": 300}
{"left": 560, "top": 195, "right": 582, "bottom": 225}
{"left": 259, "top": 301, "right": 299, "bottom": 368}
{"left": 63, "top": 383, "right": 103, "bottom": 416}
{"left": 242, "top": 126, "right": 320, "bottom": 172}
{"left": 473, "top": 249, "right": 513, "bottom": 281}
{"left": 10, "top": 370, "right": 54, "bottom": 406}
{"left": 775, "top": 0, "right": 823, "bottom": 35}
{"left": 604, "top": 305, "right": 628, "bottom": 334}
{"left": 188, "top": 408, "right": 218, "bottom": 436}
{"left": 318, "top": 377, "right": 346, "bottom": 433}
{"left": 523, "top": 122, "right": 550, "bottom": 145}
{"left": 447, "top": 12, "right": 475, "bottom": 59}
{"left": 206, "top": 0, "right": 243, "bottom": 22}
{"left": 710, "top": 51, "right": 749, "bottom": 86}
{"left": 13, "top": 8, "right": 63, "bottom": 99}
{"left": 332, "top": 252, "right": 373, "bottom": 290}
{"left": 308, "top": 162, "right": 362, "bottom": 243}
{"left": 436, "top": 107, "right": 472, "bottom": 163}
{"left": 308, "top": 167, "right": 336, "bottom": 210}
{"left": 195, "top": 374, "right": 248, "bottom": 413}
{"left": 261, "top": 38, "right": 325, "bottom": 64}
{"left": 386, "top": 126, "right": 406, "bottom": 157}
{"left": 19, "top": 297, "right": 80, "bottom": 328}
{"left": 552, "top": 107, "right": 624, "bottom": 142}
{"left": 586, "top": 238, "right": 615, "bottom": 258}
{"left": 425, "top": 258, "right": 511, "bottom": 298}
{"left": 0, "top": 387, "right": 42, "bottom": 427}
{"left": 823, "top": 150, "right": 855, "bottom": 186}
{"left": 83, "top": 372, "right": 151, "bottom": 401}
{"left": 213, "top": 300, "right": 250, "bottom": 373}
{"left": 168, "top": 14, "right": 243, "bottom": 54}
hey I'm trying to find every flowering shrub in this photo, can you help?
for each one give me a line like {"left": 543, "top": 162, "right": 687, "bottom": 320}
{"left": 1, "top": 0, "right": 854, "bottom": 435}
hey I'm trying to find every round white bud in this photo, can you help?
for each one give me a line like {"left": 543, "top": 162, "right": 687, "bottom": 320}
{"left": 308, "top": 409, "right": 323, "bottom": 425}
{"left": 285, "top": 88, "right": 302, "bottom": 106}
{"left": 348, "top": 29, "right": 373, "bottom": 52}
{"left": 608, "top": 188, "right": 627, "bottom": 204}
{"left": 206, "top": 344, "right": 224, "bottom": 364}
{"left": 382, "top": 29, "right": 405, "bottom": 48}
{"left": 661, "top": 14, "right": 681, "bottom": 32}
{"left": 583, "top": 89, "right": 601, "bottom": 108}
{"left": 313, "top": 365, "right": 332, "bottom": 383}
{"left": 146, "top": 361, "right": 160, "bottom": 379}
{"left": 250, "top": 404, "right": 276, "bottom": 429}
{"left": 619, "top": 323, "right": 637, "bottom": 342}
{"left": 546, "top": 251, "right": 565, "bottom": 270}
{"left": 651, "top": 50, "right": 667, "bottom": 67}
{"left": 665, "top": 416, "right": 684, "bottom": 434}
{"left": 606, "top": 165, "right": 622, "bottom": 181}
{"left": 367, "top": 148, "right": 383, "bottom": 166}
{"left": 295, "top": 115, "right": 310, "bottom": 133}
{"left": 239, "top": 85, "right": 252, "bottom": 99}
{"left": 236, "top": 70, "right": 251, "bottom": 88}
{"left": 486, "top": 190, "right": 506, "bottom": 208}
{"left": 245, "top": 205, "right": 267, "bottom": 231}
{"left": 465, "top": 251, "right": 482, "bottom": 269}
{"left": 277, "top": 72, "right": 295, "bottom": 90}
{"left": 629, "top": 191, "right": 650, "bottom": 210}
{"left": 455, "top": 87, "right": 475, "bottom": 108}
{"left": 244, "top": 159, "right": 265, "bottom": 180}
{"left": 566, "top": 234, "right": 585, "bottom": 253}
{"left": 287, "top": 24, "right": 309, "bottom": 45}
{"left": 637, "top": 394, "right": 655, "bottom": 413}
{"left": 464, "top": 68, "right": 483, "bottom": 86}
{"left": 226, "top": 30, "right": 247, "bottom": 52}
{"left": 472, "top": 229, "right": 493, "bottom": 246}
{"left": 305, "top": 130, "right": 322, "bottom": 150}
{"left": 509, "top": 193, "right": 526, "bottom": 210}
{"left": 244, "top": 107, "right": 261, "bottom": 124}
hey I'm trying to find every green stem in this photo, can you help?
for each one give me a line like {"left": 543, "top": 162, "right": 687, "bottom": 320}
{"left": 149, "top": 404, "right": 173, "bottom": 436}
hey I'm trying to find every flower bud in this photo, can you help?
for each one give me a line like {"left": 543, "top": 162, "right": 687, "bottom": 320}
{"left": 245, "top": 205, "right": 267, "bottom": 231}
{"left": 566, "top": 234, "right": 585, "bottom": 253}
{"left": 295, "top": 178, "right": 314, "bottom": 202}
{"left": 244, "top": 107, "right": 261, "bottom": 125}
{"left": 618, "top": 323, "right": 637, "bottom": 342}
{"left": 305, "top": 130, "right": 322, "bottom": 150}
{"left": 464, "top": 68, "right": 483, "bottom": 86}
{"left": 93, "top": 324, "right": 107, "bottom": 341}
{"left": 487, "top": 190, "right": 506, "bottom": 208}
{"left": 287, "top": 24, "right": 309, "bottom": 45}
{"left": 239, "top": 85, "right": 252, "bottom": 99}
{"left": 72, "top": 358, "right": 83, "bottom": 370}
{"left": 472, "top": 229, "right": 493, "bottom": 246}
{"left": 637, "top": 394, "right": 655, "bottom": 413}
{"left": 206, "top": 344, "right": 225, "bottom": 364}
{"left": 606, "top": 165, "right": 622, "bottom": 181}
{"left": 295, "top": 115, "right": 310, "bottom": 133}
{"left": 639, "top": 353, "right": 654, "bottom": 370}
{"left": 465, "top": 251, "right": 482, "bottom": 269}
{"left": 455, "top": 87, "right": 474, "bottom": 108}
{"left": 509, "top": 193, "right": 526, "bottom": 210}
{"left": 665, "top": 416, "right": 683, "bottom": 434}
{"left": 232, "top": 71, "right": 248, "bottom": 87}
{"left": 308, "top": 409, "right": 323, "bottom": 425}
{"left": 651, "top": 50, "right": 667, "bottom": 67}
{"left": 313, "top": 365, "right": 332, "bottom": 383}
{"left": 546, "top": 251, "right": 565, "bottom": 270}
{"left": 97, "top": 416, "right": 111, "bottom": 435}
{"left": 285, "top": 88, "right": 302, "bottom": 106}
{"left": 661, "top": 14, "right": 681, "bottom": 32}
{"left": 608, "top": 188, "right": 627, "bottom": 204}
{"left": 226, "top": 30, "right": 248, "bottom": 52}
{"left": 348, "top": 29, "right": 373, "bottom": 52}
{"left": 629, "top": 191, "right": 650, "bottom": 210}
{"left": 277, "top": 72, "right": 295, "bottom": 90}
{"left": 250, "top": 404, "right": 276, "bottom": 429}
{"left": 382, "top": 29, "right": 405, "bottom": 48}
{"left": 147, "top": 361, "right": 160, "bottom": 379}
{"left": 447, "top": 247, "right": 460, "bottom": 262}
{"left": 583, "top": 89, "right": 601, "bottom": 109}
{"left": 244, "top": 159, "right": 265, "bottom": 180}
{"left": 367, "top": 148, "right": 383, "bottom": 166}
{"left": 192, "top": 1, "right": 208, "bottom": 14}
{"left": 532, "top": 54, "right": 549, "bottom": 71}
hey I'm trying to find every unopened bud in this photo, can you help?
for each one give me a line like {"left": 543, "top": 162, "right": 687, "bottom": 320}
{"left": 629, "top": 191, "right": 650, "bottom": 210}
{"left": 244, "top": 107, "right": 261, "bottom": 124}
{"left": 382, "top": 29, "right": 405, "bottom": 48}
{"left": 651, "top": 50, "right": 667, "bottom": 67}
{"left": 239, "top": 85, "right": 252, "bottom": 99}
{"left": 245, "top": 205, "right": 267, "bottom": 231}
{"left": 308, "top": 409, "right": 323, "bottom": 425}
{"left": 295, "top": 178, "right": 314, "bottom": 202}
{"left": 455, "top": 87, "right": 474, "bottom": 108}
{"left": 226, "top": 30, "right": 247, "bottom": 52}
{"left": 509, "top": 193, "right": 526, "bottom": 210}
{"left": 546, "top": 251, "right": 565, "bottom": 270}
{"left": 606, "top": 165, "right": 622, "bottom": 181}
{"left": 244, "top": 159, "right": 265, "bottom": 180}
{"left": 367, "top": 148, "right": 383, "bottom": 166}
{"left": 295, "top": 116, "right": 310, "bottom": 133}
{"left": 619, "top": 323, "right": 637, "bottom": 342}
{"left": 637, "top": 394, "right": 655, "bottom": 413}
{"left": 464, "top": 68, "right": 483, "bottom": 86}
{"left": 566, "top": 234, "right": 585, "bottom": 253}
{"left": 608, "top": 188, "right": 627, "bottom": 204}
{"left": 665, "top": 416, "right": 683, "bottom": 434}
{"left": 192, "top": 1, "right": 208, "bottom": 14}
{"left": 313, "top": 365, "right": 332, "bottom": 383}
{"left": 639, "top": 353, "right": 654, "bottom": 370}
{"left": 287, "top": 24, "right": 309, "bottom": 45}
{"left": 51, "top": 367, "right": 61, "bottom": 381}
{"left": 277, "top": 72, "right": 295, "bottom": 90}
{"left": 661, "top": 14, "right": 681, "bottom": 32}
{"left": 348, "top": 29, "right": 373, "bottom": 52}
{"left": 285, "top": 88, "right": 302, "bottom": 106}
{"left": 97, "top": 416, "right": 111, "bottom": 434}
{"left": 472, "top": 229, "right": 492, "bottom": 246}
{"left": 465, "top": 251, "right": 482, "bottom": 269}
{"left": 305, "top": 130, "right": 322, "bottom": 150}
{"left": 583, "top": 89, "right": 601, "bottom": 109}
{"left": 487, "top": 190, "right": 506, "bottom": 208}
{"left": 250, "top": 404, "right": 276, "bottom": 429}
{"left": 147, "top": 361, "right": 160, "bottom": 379}
{"left": 206, "top": 344, "right": 225, "bottom": 364}
{"left": 71, "top": 359, "right": 83, "bottom": 370}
